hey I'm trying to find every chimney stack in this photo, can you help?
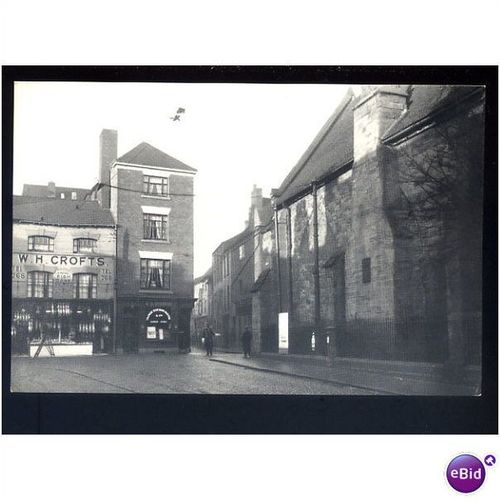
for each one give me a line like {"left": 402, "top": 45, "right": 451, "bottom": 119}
{"left": 98, "top": 129, "right": 118, "bottom": 208}
{"left": 47, "top": 181, "right": 56, "bottom": 198}
{"left": 353, "top": 85, "right": 408, "bottom": 162}
{"left": 251, "top": 184, "right": 263, "bottom": 208}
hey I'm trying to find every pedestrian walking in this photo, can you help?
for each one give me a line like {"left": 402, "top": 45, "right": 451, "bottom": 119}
{"left": 202, "top": 323, "right": 215, "bottom": 357}
{"left": 242, "top": 325, "right": 253, "bottom": 358}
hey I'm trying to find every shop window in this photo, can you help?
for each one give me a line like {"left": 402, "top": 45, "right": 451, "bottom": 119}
{"left": 143, "top": 213, "right": 169, "bottom": 240}
{"left": 362, "top": 257, "right": 371, "bottom": 284}
{"left": 28, "top": 235, "right": 54, "bottom": 252}
{"left": 27, "top": 271, "right": 53, "bottom": 298}
{"left": 143, "top": 175, "right": 169, "bottom": 197}
{"left": 140, "top": 259, "right": 171, "bottom": 289}
{"left": 73, "top": 273, "right": 97, "bottom": 299}
{"left": 73, "top": 238, "right": 97, "bottom": 253}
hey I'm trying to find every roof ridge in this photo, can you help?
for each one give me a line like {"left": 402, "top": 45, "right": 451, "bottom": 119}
{"left": 116, "top": 141, "right": 197, "bottom": 172}
{"left": 382, "top": 86, "right": 483, "bottom": 143}
{"left": 277, "top": 89, "right": 354, "bottom": 197}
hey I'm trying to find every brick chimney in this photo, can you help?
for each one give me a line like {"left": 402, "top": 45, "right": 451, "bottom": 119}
{"left": 98, "top": 129, "right": 118, "bottom": 208}
{"left": 47, "top": 181, "right": 56, "bottom": 198}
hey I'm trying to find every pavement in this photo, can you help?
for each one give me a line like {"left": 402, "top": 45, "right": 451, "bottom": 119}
{"left": 207, "top": 350, "right": 481, "bottom": 396}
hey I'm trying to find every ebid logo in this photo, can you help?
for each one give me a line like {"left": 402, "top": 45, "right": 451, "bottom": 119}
{"left": 446, "top": 454, "right": 495, "bottom": 493}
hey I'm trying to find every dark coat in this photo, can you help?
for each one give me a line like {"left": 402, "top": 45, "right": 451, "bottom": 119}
{"left": 242, "top": 328, "right": 252, "bottom": 347}
{"left": 203, "top": 327, "right": 215, "bottom": 346}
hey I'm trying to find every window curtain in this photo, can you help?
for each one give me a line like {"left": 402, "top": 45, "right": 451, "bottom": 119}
{"left": 147, "top": 261, "right": 164, "bottom": 288}
{"left": 144, "top": 215, "right": 167, "bottom": 239}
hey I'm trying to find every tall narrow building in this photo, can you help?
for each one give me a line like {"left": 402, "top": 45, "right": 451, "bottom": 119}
{"left": 101, "top": 133, "right": 197, "bottom": 353}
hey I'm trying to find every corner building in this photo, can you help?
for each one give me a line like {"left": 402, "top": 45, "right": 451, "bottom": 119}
{"left": 11, "top": 196, "right": 115, "bottom": 356}
{"left": 102, "top": 132, "right": 197, "bottom": 353}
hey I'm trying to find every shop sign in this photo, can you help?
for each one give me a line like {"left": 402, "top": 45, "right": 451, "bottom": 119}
{"left": 53, "top": 270, "right": 72, "bottom": 283}
{"left": 12, "top": 253, "right": 113, "bottom": 284}
{"left": 145, "top": 308, "right": 171, "bottom": 325}
{"left": 15, "top": 253, "right": 108, "bottom": 267}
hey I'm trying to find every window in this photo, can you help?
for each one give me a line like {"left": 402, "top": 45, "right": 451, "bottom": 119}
{"left": 143, "top": 213, "right": 169, "bottom": 240}
{"left": 71, "top": 192, "right": 77, "bottom": 200}
{"left": 73, "top": 238, "right": 97, "bottom": 253}
{"left": 143, "top": 175, "right": 169, "bottom": 197}
{"left": 60, "top": 193, "right": 65, "bottom": 199}
{"left": 73, "top": 273, "right": 97, "bottom": 299}
{"left": 239, "top": 245, "right": 245, "bottom": 259}
{"left": 140, "top": 259, "right": 171, "bottom": 289}
{"left": 28, "top": 235, "right": 54, "bottom": 252}
{"left": 362, "top": 257, "right": 371, "bottom": 284}
{"left": 223, "top": 254, "right": 230, "bottom": 277}
{"left": 27, "top": 271, "right": 53, "bottom": 298}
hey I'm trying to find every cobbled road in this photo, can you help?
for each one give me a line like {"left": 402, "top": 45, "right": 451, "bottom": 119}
{"left": 10, "top": 351, "right": 376, "bottom": 394}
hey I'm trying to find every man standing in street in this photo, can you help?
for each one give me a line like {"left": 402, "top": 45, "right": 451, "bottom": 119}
{"left": 203, "top": 323, "right": 215, "bottom": 357}
{"left": 242, "top": 325, "right": 253, "bottom": 359}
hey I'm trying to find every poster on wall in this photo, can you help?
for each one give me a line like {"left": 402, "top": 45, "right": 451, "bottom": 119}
{"left": 146, "top": 326, "right": 157, "bottom": 339}
{"left": 278, "top": 312, "right": 288, "bottom": 352}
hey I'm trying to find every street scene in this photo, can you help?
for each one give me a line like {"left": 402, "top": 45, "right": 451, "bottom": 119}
{"left": 10, "top": 82, "right": 485, "bottom": 396}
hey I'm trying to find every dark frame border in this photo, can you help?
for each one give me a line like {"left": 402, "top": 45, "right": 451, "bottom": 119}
{"left": 2, "top": 66, "right": 498, "bottom": 434}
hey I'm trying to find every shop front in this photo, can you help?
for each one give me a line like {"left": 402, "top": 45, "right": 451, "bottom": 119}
{"left": 11, "top": 247, "right": 115, "bottom": 356}
{"left": 117, "top": 298, "right": 193, "bottom": 353}
{"left": 11, "top": 298, "right": 113, "bottom": 356}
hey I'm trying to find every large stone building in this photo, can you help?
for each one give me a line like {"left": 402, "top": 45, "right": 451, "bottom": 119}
{"left": 272, "top": 85, "right": 484, "bottom": 365}
{"left": 99, "top": 131, "right": 197, "bottom": 353}
{"left": 11, "top": 196, "right": 115, "bottom": 356}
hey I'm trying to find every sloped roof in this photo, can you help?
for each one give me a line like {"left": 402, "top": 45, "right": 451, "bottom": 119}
{"left": 22, "top": 184, "right": 90, "bottom": 199}
{"left": 116, "top": 142, "right": 197, "bottom": 173}
{"left": 13, "top": 196, "right": 115, "bottom": 226}
{"left": 275, "top": 85, "right": 484, "bottom": 207}
{"left": 382, "top": 85, "right": 483, "bottom": 142}
{"left": 194, "top": 267, "right": 213, "bottom": 284}
{"left": 214, "top": 227, "right": 253, "bottom": 255}
{"left": 276, "top": 89, "right": 356, "bottom": 206}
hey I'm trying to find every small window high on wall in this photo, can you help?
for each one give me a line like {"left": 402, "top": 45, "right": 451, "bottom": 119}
{"left": 362, "top": 257, "right": 371, "bottom": 284}
{"left": 143, "top": 175, "right": 169, "bottom": 197}
{"left": 73, "top": 238, "right": 97, "bottom": 253}
{"left": 28, "top": 235, "right": 54, "bottom": 252}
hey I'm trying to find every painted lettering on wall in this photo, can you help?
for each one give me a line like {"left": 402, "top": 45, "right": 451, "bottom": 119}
{"left": 16, "top": 254, "right": 107, "bottom": 266}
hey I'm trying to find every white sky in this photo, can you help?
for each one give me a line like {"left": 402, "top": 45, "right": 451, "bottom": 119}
{"left": 13, "top": 82, "right": 349, "bottom": 276}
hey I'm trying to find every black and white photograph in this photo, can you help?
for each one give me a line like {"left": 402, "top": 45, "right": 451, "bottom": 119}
{"left": 2, "top": 2, "right": 499, "bottom": 499}
{"left": 6, "top": 75, "right": 491, "bottom": 400}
